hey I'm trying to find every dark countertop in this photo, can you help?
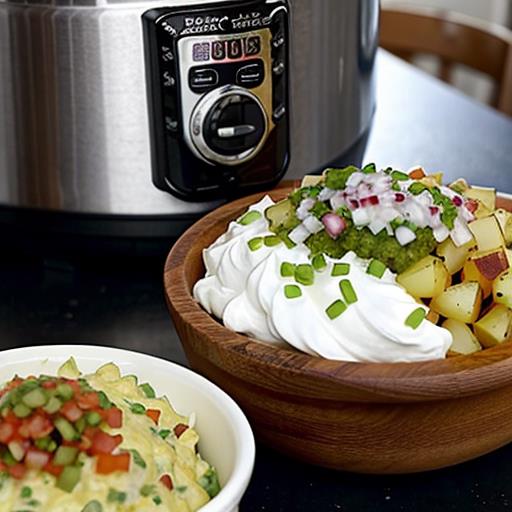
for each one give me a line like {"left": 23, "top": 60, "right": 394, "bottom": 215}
{"left": 1, "top": 50, "right": 512, "bottom": 511}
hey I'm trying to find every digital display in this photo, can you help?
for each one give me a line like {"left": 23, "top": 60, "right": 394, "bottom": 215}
{"left": 192, "top": 36, "right": 261, "bottom": 62}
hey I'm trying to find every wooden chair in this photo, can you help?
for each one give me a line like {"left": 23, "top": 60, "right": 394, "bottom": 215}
{"left": 380, "top": 5, "right": 512, "bottom": 116}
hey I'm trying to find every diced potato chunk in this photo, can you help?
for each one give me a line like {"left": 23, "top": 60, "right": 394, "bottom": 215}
{"left": 471, "top": 249, "right": 510, "bottom": 281}
{"left": 464, "top": 186, "right": 496, "bottom": 216}
{"left": 468, "top": 215, "right": 506, "bottom": 253}
{"left": 430, "top": 282, "right": 482, "bottom": 323}
{"left": 443, "top": 318, "right": 482, "bottom": 355}
{"left": 462, "top": 259, "right": 493, "bottom": 299}
{"left": 494, "top": 269, "right": 512, "bottom": 309}
{"left": 436, "top": 238, "right": 474, "bottom": 275}
{"left": 474, "top": 305, "right": 512, "bottom": 348}
{"left": 301, "top": 175, "right": 324, "bottom": 188}
{"left": 494, "top": 209, "right": 512, "bottom": 246}
{"left": 396, "top": 256, "right": 449, "bottom": 298}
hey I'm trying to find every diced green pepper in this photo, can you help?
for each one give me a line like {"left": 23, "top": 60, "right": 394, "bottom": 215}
{"left": 339, "top": 280, "right": 358, "bottom": 304}
{"left": 140, "top": 484, "right": 156, "bottom": 497}
{"left": 54, "top": 446, "right": 79, "bottom": 466}
{"left": 405, "top": 308, "right": 427, "bottom": 330}
{"left": 22, "top": 387, "right": 48, "bottom": 408}
{"left": 20, "top": 486, "right": 32, "bottom": 498}
{"left": 13, "top": 403, "right": 32, "bottom": 418}
{"left": 362, "top": 163, "right": 377, "bottom": 174}
{"left": 55, "top": 417, "right": 78, "bottom": 441}
{"left": 55, "top": 384, "right": 74, "bottom": 401}
{"left": 284, "top": 285, "right": 302, "bottom": 299}
{"left": 408, "top": 182, "right": 428, "bottom": 195}
{"left": 56, "top": 465, "right": 82, "bottom": 493}
{"left": 130, "top": 449, "right": 146, "bottom": 469}
{"left": 238, "top": 210, "right": 262, "bottom": 226}
{"left": 43, "top": 396, "right": 63, "bottom": 414}
{"left": 86, "top": 411, "right": 102, "bottom": 427}
{"left": 98, "top": 391, "right": 113, "bottom": 410}
{"left": 130, "top": 403, "right": 146, "bottom": 415}
{"left": 326, "top": 300, "right": 347, "bottom": 320}
{"left": 107, "top": 488, "right": 127, "bottom": 504}
{"left": 295, "top": 264, "right": 314, "bottom": 286}
{"left": 367, "top": 259, "right": 387, "bottom": 279}
{"left": 198, "top": 468, "right": 221, "bottom": 499}
{"left": 391, "top": 170, "right": 409, "bottom": 181}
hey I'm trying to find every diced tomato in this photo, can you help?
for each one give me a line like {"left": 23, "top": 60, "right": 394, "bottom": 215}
{"left": 174, "top": 423, "right": 188, "bottom": 438}
{"left": 159, "top": 474, "right": 173, "bottom": 490}
{"left": 44, "top": 460, "right": 63, "bottom": 477}
{"left": 105, "top": 407, "right": 122, "bottom": 429}
{"left": 79, "top": 436, "right": 92, "bottom": 451}
{"left": 409, "top": 168, "right": 426, "bottom": 180}
{"left": 8, "top": 463, "right": 26, "bottom": 479}
{"left": 0, "top": 422, "right": 14, "bottom": 443}
{"left": 18, "top": 421, "right": 30, "bottom": 439}
{"left": 77, "top": 392, "right": 100, "bottom": 410}
{"left": 65, "top": 380, "right": 82, "bottom": 394}
{"left": 28, "top": 414, "right": 54, "bottom": 439}
{"left": 83, "top": 426, "right": 98, "bottom": 440}
{"left": 96, "top": 452, "right": 130, "bottom": 474}
{"left": 41, "top": 380, "right": 57, "bottom": 389}
{"left": 3, "top": 411, "right": 21, "bottom": 427}
{"left": 25, "top": 448, "right": 51, "bottom": 470}
{"left": 90, "top": 431, "right": 123, "bottom": 455}
{"left": 0, "top": 461, "right": 7, "bottom": 472}
{"left": 61, "top": 401, "right": 83, "bottom": 422}
{"left": 145, "top": 409, "right": 160, "bottom": 425}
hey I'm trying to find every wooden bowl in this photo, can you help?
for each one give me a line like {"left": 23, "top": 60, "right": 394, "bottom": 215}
{"left": 164, "top": 188, "right": 512, "bottom": 474}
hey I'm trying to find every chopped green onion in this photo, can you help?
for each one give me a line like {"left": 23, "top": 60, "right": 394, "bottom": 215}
{"left": 107, "top": 488, "right": 127, "bottom": 504}
{"left": 405, "top": 308, "right": 427, "bottom": 330}
{"left": 140, "top": 485, "right": 156, "bottom": 497}
{"left": 280, "top": 262, "right": 295, "bottom": 278}
{"left": 86, "top": 411, "right": 102, "bottom": 427}
{"left": 98, "top": 391, "right": 113, "bottom": 409}
{"left": 158, "top": 429, "right": 171, "bottom": 440}
{"left": 130, "top": 449, "right": 147, "bottom": 469}
{"left": 238, "top": 210, "right": 262, "bottom": 226}
{"left": 295, "top": 264, "right": 314, "bottom": 286}
{"left": 391, "top": 170, "right": 409, "bottom": 181}
{"left": 284, "top": 285, "right": 302, "bottom": 299}
{"left": 75, "top": 416, "right": 86, "bottom": 434}
{"left": 264, "top": 235, "right": 282, "bottom": 247}
{"left": 130, "top": 403, "right": 146, "bottom": 415}
{"left": 153, "top": 496, "right": 162, "bottom": 505}
{"left": 199, "top": 468, "right": 221, "bottom": 499}
{"left": 281, "top": 234, "right": 296, "bottom": 249}
{"left": 331, "top": 263, "right": 350, "bottom": 276}
{"left": 408, "top": 182, "right": 428, "bottom": 195}
{"left": 339, "top": 280, "right": 358, "bottom": 304}
{"left": 367, "top": 260, "right": 387, "bottom": 279}
{"left": 176, "top": 485, "right": 188, "bottom": 493}
{"left": 247, "top": 237, "right": 264, "bottom": 252}
{"left": 312, "top": 254, "right": 327, "bottom": 272}
{"left": 326, "top": 300, "right": 347, "bottom": 320}
{"left": 362, "top": 163, "right": 376, "bottom": 174}
{"left": 20, "top": 486, "right": 32, "bottom": 498}
{"left": 140, "top": 383, "right": 156, "bottom": 399}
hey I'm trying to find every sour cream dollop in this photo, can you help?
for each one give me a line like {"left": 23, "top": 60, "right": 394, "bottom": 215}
{"left": 193, "top": 197, "right": 452, "bottom": 363}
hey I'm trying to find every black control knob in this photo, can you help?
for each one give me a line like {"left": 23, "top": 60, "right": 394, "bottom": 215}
{"left": 190, "top": 86, "right": 268, "bottom": 166}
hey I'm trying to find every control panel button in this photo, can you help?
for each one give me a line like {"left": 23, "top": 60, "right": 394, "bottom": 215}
{"left": 217, "top": 125, "right": 256, "bottom": 138}
{"left": 212, "top": 41, "right": 226, "bottom": 61}
{"left": 189, "top": 67, "right": 219, "bottom": 93}
{"left": 246, "top": 36, "right": 262, "bottom": 56}
{"left": 165, "top": 116, "right": 178, "bottom": 133}
{"left": 227, "top": 39, "right": 243, "bottom": 60}
{"left": 273, "top": 104, "right": 286, "bottom": 121}
{"left": 236, "top": 61, "right": 264, "bottom": 88}
{"left": 272, "top": 34, "right": 285, "bottom": 49}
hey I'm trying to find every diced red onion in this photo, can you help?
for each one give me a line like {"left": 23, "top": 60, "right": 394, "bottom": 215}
{"left": 395, "top": 226, "right": 417, "bottom": 246}
{"left": 322, "top": 213, "right": 347, "bottom": 239}
{"left": 395, "top": 193, "right": 406, "bottom": 203}
{"left": 346, "top": 172, "right": 364, "bottom": 188}
{"left": 360, "top": 195, "right": 380, "bottom": 207}
{"left": 349, "top": 199, "right": 359, "bottom": 209}
{"left": 451, "top": 196, "right": 463, "bottom": 207}
{"left": 450, "top": 218, "right": 474, "bottom": 247}
{"left": 303, "top": 215, "right": 325, "bottom": 234}
{"left": 288, "top": 224, "right": 311, "bottom": 244}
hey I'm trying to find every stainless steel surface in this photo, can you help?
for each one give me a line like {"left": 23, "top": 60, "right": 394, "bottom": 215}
{"left": 0, "top": 0, "right": 378, "bottom": 216}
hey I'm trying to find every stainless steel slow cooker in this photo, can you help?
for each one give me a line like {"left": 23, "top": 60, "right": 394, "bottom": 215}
{"left": 0, "top": 0, "right": 378, "bottom": 238}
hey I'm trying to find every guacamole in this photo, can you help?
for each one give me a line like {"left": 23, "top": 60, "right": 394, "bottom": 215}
{"left": 0, "top": 359, "right": 220, "bottom": 511}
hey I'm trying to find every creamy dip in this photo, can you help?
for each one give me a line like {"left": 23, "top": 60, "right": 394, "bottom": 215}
{"left": 194, "top": 196, "right": 452, "bottom": 363}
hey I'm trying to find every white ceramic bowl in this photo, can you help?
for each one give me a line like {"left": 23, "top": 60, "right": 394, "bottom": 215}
{"left": 0, "top": 345, "right": 255, "bottom": 512}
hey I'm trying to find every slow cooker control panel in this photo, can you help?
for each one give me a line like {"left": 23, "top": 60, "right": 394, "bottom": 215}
{"left": 143, "top": 0, "right": 290, "bottom": 201}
